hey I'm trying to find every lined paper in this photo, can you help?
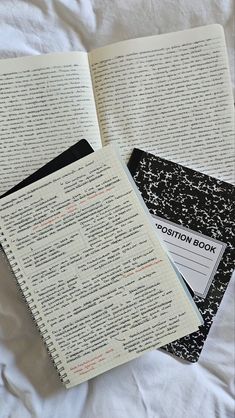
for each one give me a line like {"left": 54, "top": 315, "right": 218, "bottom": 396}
{"left": 0, "top": 145, "right": 201, "bottom": 387}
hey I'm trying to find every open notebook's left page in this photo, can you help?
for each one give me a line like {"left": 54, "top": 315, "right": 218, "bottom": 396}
{"left": 0, "top": 145, "right": 202, "bottom": 388}
{"left": 0, "top": 52, "right": 101, "bottom": 195}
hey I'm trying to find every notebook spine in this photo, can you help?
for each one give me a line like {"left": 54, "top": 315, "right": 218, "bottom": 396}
{"left": 0, "top": 231, "right": 70, "bottom": 386}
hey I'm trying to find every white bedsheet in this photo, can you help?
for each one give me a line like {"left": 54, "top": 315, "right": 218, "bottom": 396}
{"left": 0, "top": 1, "right": 234, "bottom": 417}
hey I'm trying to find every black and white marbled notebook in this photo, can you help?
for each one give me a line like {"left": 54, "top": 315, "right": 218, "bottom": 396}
{"left": 128, "top": 148, "right": 235, "bottom": 362}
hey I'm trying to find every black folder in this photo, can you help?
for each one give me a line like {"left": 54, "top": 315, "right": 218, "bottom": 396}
{"left": 1, "top": 139, "right": 94, "bottom": 198}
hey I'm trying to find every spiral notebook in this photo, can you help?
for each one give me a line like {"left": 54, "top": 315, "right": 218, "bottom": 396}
{"left": 128, "top": 148, "right": 235, "bottom": 362}
{"left": 0, "top": 145, "right": 202, "bottom": 388}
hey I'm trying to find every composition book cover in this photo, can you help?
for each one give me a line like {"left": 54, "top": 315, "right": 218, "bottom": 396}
{"left": 128, "top": 148, "right": 235, "bottom": 362}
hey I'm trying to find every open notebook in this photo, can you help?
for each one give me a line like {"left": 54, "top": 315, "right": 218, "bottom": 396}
{"left": 0, "top": 24, "right": 234, "bottom": 196}
{"left": 0, "top": 145, "right": 202, "bottom": 388}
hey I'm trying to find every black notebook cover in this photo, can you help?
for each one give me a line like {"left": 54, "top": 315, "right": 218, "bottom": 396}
{"left": 1, "top": 139, "right": 94, "bottom": 198}
{"left": 128, "top": 148, "right": 235, "bottom": 362}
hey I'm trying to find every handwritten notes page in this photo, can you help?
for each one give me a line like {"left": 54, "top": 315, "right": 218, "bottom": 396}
{"left": 90, "top": 24, "right": 235, "bottom": 183}
{"left": 0, "top": 145, "right": 201, "bottom": 388}
{"left": 0, "top": 52, "right": 101, "bottom": 195}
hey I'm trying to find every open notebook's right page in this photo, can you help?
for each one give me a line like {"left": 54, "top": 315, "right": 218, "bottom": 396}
{"left": 89, "top": 24, "right": 234, "bottom": 183}
{"left": 128, "top": 148, "right": 235, "bottom": 362}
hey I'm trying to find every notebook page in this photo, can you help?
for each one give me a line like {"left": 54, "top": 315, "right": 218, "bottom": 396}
{"left": 0, "top": 52, "right": 101, "bottom": 195}
{"left": 0, "top": 145, "right": 201, "bottom": 388}
{"left": 89, "top": 24, "right": 235, "bottom": 183}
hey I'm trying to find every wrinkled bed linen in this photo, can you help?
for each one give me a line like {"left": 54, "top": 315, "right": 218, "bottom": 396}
{"left": 0, "top": 1, "right": 234, "bottom": 417}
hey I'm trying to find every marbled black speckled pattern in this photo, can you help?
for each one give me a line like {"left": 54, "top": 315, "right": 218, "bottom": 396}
{"left": 128, "top": 149, "right": 235, "bottom": 362}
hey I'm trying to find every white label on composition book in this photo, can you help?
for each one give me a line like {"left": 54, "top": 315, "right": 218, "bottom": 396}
{"left": 151, "top": 215, "right": 226, "bottom": 298}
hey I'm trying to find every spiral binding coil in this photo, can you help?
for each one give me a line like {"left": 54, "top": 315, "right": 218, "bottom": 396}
{"left": 0, "top": 229, "right": 70, "bottom": 386}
